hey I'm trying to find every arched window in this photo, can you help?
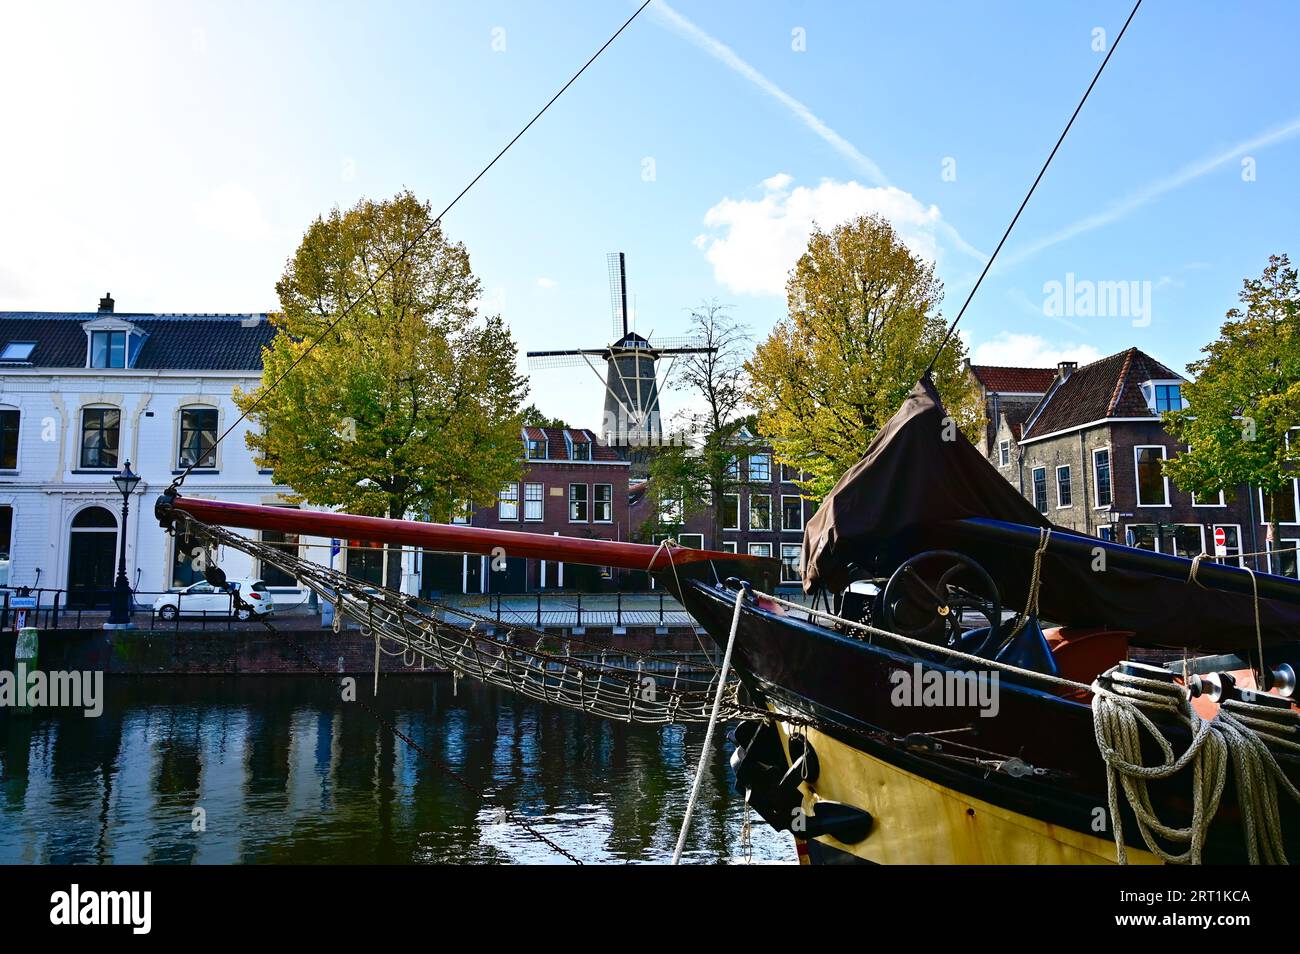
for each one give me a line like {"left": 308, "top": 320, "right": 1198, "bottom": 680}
{"left": 178, "top": 405, "right": 218, "bottom": 469}
{"left": 71, "top": 506, "right": 117, "bottom": 528}
{"left": 80, "top": 406, "right": 120, "bottom": 469}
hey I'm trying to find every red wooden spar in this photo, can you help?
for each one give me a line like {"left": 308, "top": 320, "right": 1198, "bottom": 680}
{"left": 165, "top": 494, "right": 766, "bottom": 573}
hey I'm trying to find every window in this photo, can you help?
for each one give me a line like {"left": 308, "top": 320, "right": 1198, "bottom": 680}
{"left": 749, "top": 494, "right": 771, "bottom": 530}
{"left": 748, "top": 453, "right": 771, "bottom": 482}
{"left": 748, "top": 543, "right": 772, "bottom": 558}
{"left": 593, "top": 484, "right": 612, "bottom": 522}
{"left": 1192, "top": 489, "right": 1225, "bottom": 507}
{"left": 678, "top": 533, "right": 703, "bottom": 549}
{"left": 90, "top": 330, "right": 127, "bottom": 369}
{"left": 260, "top": 528, "right": 298, "bottom": 586}
{"left": 1032, "top": 467, "right": 1048, "bottom": 513}
{"left": 178, "top": 407, "right": 218, "bottom": 469}
{"left": 721, "top": 541, "right": 737, "bottom": 554}
{"left": 1056, "top": 466, "right": 1072, "bottom": 508}
{"left": 998, "top": 440, "right": 1010, "bottom": 467}
{"left": 1154, "top": 384, "right": 1182, "bottom": 414}
{"left": 659, "top": 496, "right": 683, "bottom": 525}
{"left": 0, "top": 506, "right": 11, "bottom": 586}
{"left": 568, "top": 483, "right": 588, "bottom": 522}
{"left": 1093, "top": 448, "right": 1112, "bottom": 508}
{"left": 1126, "top": 524, "right": 1158, "bottom": 551}
{"left": 498, "top": 483, "right": 519, "bottom": 521}
{"left": 725, "top": 456, "right": 740, "bottom": 479}
{"left": 346, "top": 540, "right": 385, "bottom": 587}
{"left": 451, "top": 501, "right": 470, "bottom": 524}
{"left": 1171, "top": 524, "right": 1204, "bottom": 558}
{"left": 1098, "top": 526, "right": 1116, "bottom": 543}
{"left": 0, "top": 409, "right": 17, "bottom": 469}
{"left": 780, "top": 463, "right": 801, "bottom": 483}
{"left": 1261, "top": 486, "right": 1299, "bottom": 525}
{"left": 780, "top": 544, "right": 801, "bottom": 584}
{"left": 526, "top": 438, "right": 546, "bottom": 460}
{"left": 571, "top": 441, "right": 591, "bottom": 461}
{"left": 524, "top": 483, "right": 544, "bottom": 521}
{"left": 171, "top": 534, "right": 203, "bottom": 588}
{"left": 0, "top": 342, "right": 34, "bottom": 361}
{"left": 781, "top": 495, "right": 803, "bottom": 531}
{"left": 721, "top": 494, "right": 740, "bottom": 530}
{"left": 1134, "top": 446, "right": 1169, "bottom": 506}
{"left": 80, "top": 407, "right": 120, "bottom": 469}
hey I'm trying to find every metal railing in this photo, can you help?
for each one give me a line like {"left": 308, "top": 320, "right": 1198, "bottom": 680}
{"left": 0, "top": 586, "right": 286, "bottom": 633}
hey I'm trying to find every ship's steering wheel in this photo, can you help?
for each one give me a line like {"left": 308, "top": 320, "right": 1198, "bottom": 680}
{"left": 880, "top": 550, "right": 1003, "bottom": 657}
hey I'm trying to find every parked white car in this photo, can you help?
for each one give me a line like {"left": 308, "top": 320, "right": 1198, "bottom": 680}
{"left": 153, "top": 579, "right": 275, "bottom": 621}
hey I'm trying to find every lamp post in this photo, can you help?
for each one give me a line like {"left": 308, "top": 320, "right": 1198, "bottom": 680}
{"left": 1107, "top": 509, "right": 1120, "bottom": 543}
{"left": 106, "top": 460, "right": 140, "bottom": 628}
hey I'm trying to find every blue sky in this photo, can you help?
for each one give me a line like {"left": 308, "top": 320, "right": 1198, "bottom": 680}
{"left": 1, "top": 0, "right": 1297, "bottom": 425}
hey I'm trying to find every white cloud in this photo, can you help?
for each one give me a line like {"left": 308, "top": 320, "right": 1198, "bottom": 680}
{"left": 193, "top": 183, "right": 274, "bottom": 242}
{"left": 536, "top": 277, "right": 558, "bottom": 289}
{"left": 696, "top": 174, "right": 953, "bottom": 296}
{"left": 971, "top": 332, "right": 1101, "bottom": 367}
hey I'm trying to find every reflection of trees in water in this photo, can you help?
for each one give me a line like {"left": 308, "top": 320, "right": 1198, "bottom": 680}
{"left": 0, "top": 675, "right": 772, "bottom": 864}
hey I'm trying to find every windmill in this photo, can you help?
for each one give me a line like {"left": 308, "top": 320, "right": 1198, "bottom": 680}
{"left": 527, "top": 252, "right": 714, "bottom": 455}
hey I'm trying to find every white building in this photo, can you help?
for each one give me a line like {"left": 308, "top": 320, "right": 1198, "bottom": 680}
{"left": 0, "top": 295, "right": 341, "bottom": 609}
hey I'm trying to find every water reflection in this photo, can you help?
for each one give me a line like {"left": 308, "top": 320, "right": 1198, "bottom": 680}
{"left": 0, "top": 677, "right": 793, "bottom": 865}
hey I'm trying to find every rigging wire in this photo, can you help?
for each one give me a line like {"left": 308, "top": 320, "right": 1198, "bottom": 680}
{"left": 924, "top": 0, "right": 1143, "bottom": 376}
{"left": 169, "top": 0, "right": 656, "bottom": 494}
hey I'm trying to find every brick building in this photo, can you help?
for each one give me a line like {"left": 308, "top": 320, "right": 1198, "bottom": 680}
{"left": 979, "top": 347, "right": 1271, "bottom": 572}
{"left": 967, "top": 360, "right": 1058, "bottom": 466}
{"left": 420, "top": 426, "right": 632, "bottom": 595}
{"left": 628, "top": 428, "right": 814, "bottom": 589}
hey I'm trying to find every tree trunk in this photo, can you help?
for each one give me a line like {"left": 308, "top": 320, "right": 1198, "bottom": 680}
{"left": 385, "top": 499, "right": 406, "bottom": 592}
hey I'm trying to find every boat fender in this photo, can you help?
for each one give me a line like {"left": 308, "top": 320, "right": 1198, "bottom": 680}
{"left": 803, "top": 801, "right": 874, "bottom": 845}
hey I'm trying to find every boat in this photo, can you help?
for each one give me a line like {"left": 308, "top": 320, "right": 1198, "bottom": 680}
{"left": 154, "top": 377, "right": 1300, "bottom": 864}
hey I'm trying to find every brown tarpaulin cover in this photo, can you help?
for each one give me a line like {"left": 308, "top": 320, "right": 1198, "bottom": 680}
{"left": 802, "top": 376, "right": 1300, "bottom": 651}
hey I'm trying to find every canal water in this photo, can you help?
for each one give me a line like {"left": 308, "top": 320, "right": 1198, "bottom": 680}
{"left": 0, "top": 676, "right": 795, "bottom": 865}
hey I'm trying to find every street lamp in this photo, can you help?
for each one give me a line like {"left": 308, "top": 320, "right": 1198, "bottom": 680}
{"left": 106, "top": 460, "right": 140, "bottom": 628}
{"left": 1107, "top": 509, "right": 1119, "bottom": 543}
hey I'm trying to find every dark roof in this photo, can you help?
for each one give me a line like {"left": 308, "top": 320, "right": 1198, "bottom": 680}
{"left": 0, "top": 312, "right": 277, "bottom": 371}
{"left": 969, "top": 364, "right": 1058, "bottom": 394}
{"left": 1021, "top": 348, "right": 1184, "bottom": 440}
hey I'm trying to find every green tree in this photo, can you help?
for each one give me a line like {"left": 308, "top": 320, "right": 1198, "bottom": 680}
{"left": 521, "top": 404, "right": 571, "bottom": 429}
{"left": 746, "top": 214, "right": 982, "bottom": 499}
{"left": 236, "top": 191, "right": 528, "bottom": 588}
{"left": 642, "top": 302, "right": 753, "bottom": 546}
{"left": 1165, "top": 254, "right": 1300, "bottom": 557}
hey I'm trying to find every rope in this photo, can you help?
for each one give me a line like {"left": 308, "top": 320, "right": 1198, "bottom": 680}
{"left": 1007, "top": 526, "right": 1051, "bottom": 639}
{"left": 1091, "top": 667, "right": 1300, "bottom": 864}
{"left": 672, "top": 584, "right": 747, "bottom": 864}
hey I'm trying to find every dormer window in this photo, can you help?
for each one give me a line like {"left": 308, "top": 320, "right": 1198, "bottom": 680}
{"left": 1153, "top": 384, "right": 1182, "bottom": 414}
{"left": 526, "top": 437, "right": 547, "bottom": 460}
{"left": 572, "top": 441, "right": 591, "bottom": 461}
{"left": 90, "top": 329, "right": 127, "bottom": 368}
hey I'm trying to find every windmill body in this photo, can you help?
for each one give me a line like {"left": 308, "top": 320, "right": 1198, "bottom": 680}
{"left": 527, "top": 252, "right": 714, "bottom": 472}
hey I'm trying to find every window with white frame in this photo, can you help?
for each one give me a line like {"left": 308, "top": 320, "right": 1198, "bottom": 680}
{"left": 80, "top": 406, "right": 120, "bottom": 469}
{"left": 498, "top": 483, "right": 519, "bottom": 521}
{"left": 998, "top": 440, "right": 1010, "bottom": 467}
{"left": 89, "top": 329, "right": 127, "bottom": 369}
{"left": 780, "top": 463, "right": 801, "bottom": 483}
{"left": 568, "top": 483, "right": 588, "bottom": 521}
{"left": 677, "top": 533, "right": 703, "bottom": 549}
{"left": 749, "top": 494, "right": 772, "bottom": 530}
{"left": 1092, "top": 447, "right": 1112, "bottom": 508}
{"left": 780, "top": 544, "right": 801, "bottom": 583}
{"left": 748, "top": 453, "right": 771, "bottom": 482}
{"left": 593, "top": 483, "right": 612, "bottom": 522}
{"left": 1192, "top": 489, "right": 1225, "bottom": 507}
{"left": 1056, "top": 465, "right": 1072, "bottom": 508}
{"left": 1031, "top": 467, "right": 1047, "bottom": 513}
{"left": 1259, "top": 486, "right": 1299, "bottom": 525}
{"left": 1134, "top": 446, "right": 1169, "bottom": 507}
{"left": 524, "top": 483, "right": 544, "bottom": 521}
{"left": 721, "top": 541, "right": 737, "bottom": 553}
{"left": 781, "top": 495, "right": 803, "bottom": 531}
{"left": 748, "top": 542, "right": 772, "bottom": 558}
{"left": 177, "top": 406, "right": 218, "bottom": 469}
{"left": 721, "top": 494, "right": 740, "bottom": 530}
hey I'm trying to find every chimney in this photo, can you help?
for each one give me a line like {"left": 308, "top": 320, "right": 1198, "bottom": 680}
{"left": 98, "top": 292, "right": 114, "bottom": 314}
{"left": 1057, "top": 360, "right": 1077, "bottom": 382}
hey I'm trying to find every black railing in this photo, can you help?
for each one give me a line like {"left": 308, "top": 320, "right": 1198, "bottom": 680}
{"left": 0, "top": 586, "right": 286, "bottom": 632}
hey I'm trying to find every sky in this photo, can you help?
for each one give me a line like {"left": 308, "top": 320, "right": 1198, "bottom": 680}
{"left": 1, "top": 0, "right": 1297, "bottom": 427}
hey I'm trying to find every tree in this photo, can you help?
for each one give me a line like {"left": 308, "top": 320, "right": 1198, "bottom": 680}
{"left": 642, "top": 302, "right": 752, "bottom": 545}
{"left": 236, "top": 191, "right": 528, "bottom": 589}
{"left": 521, "top": 404, "right": 571, "bottom": 429}
{"left": 1164, "top": 254, "right": 1300, "bottom": 558}
{"left": 746, "top": 214, "right": 982, "bottom": 500}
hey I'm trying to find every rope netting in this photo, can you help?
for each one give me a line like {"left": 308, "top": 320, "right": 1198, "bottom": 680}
{"left": 173, "top": 517, "right": 754, "bottom": 726}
